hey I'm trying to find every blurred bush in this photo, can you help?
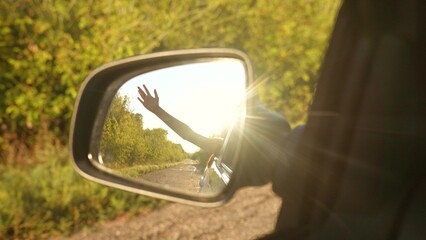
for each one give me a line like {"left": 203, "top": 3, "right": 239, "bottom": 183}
{"left": 0, "top": 0, "right": 339, "bottom": 165}
{"left": 0, "top": 146, "right": 164, "bottom": 239}
{"left": 0, "top": 0, "right": 340, "bottom": 238}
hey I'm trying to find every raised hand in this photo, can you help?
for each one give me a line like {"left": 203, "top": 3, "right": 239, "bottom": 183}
{"left": 136, "top": 84, "right": 222, "bottom": 154}
{"left": 137, "top": 84, "right": 160, "bottom": 113}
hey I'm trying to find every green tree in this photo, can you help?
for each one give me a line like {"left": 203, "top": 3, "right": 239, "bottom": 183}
{"left": 192, "top": 149, "right": 211, "bottom": 166}
{"left": 240, "top": 0, "right": 341, "bottom": 125}
{"left": 0, "top": 0, "right": 340, "bottom": 164}
{"left": 101, "top": 96, "right": 146, "bottom": 166}
{"left": 101, "top": 95, "right": 186, "bottom": 168}
{"left": 0, "top": 0, "right": 172, "bottom": 164}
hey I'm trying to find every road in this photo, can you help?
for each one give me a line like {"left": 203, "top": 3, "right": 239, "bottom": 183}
{"left": 140, "top": 159, "right": 202, "bottom": 193}
{"left": 55, "top": 184, "right": 282, "bottom": 240}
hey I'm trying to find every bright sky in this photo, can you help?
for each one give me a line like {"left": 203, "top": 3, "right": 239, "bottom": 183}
{"left": 117, "top": 59, "right": 246, "bottom": 153}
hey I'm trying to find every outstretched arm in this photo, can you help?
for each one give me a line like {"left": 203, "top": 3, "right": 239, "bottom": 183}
{"left": 137, "top": 85, "right": 223, "bottom": 154}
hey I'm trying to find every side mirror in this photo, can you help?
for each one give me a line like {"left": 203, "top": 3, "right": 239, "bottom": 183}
{"left": 70, "top": 49, "right": 253, "bottom": 206}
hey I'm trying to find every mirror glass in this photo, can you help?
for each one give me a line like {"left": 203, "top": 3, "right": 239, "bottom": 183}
{"left": 97, "top": 59, "right": 246, "bottom": 196}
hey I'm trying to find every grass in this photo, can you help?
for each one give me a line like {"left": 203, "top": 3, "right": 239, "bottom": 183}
{"left": 111, "top": 162, "right": 183, "bottom": 178}
{"left": 0, "top": 146, "right": 165, "bottom": 239}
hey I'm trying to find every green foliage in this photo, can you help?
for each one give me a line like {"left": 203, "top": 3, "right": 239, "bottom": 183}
{"left": 0, "top": 0, "right": 339, "bottom": 164}
{"left": 0, "top": 0, "right": 341, "bottom": 238}
{"left": 113, "top": 162, "right": 182, "bottom": 178}
{"left": 192, "top": 149, "right": 212, "bottom": 166}
{"left": 0, "top": 0, "right": 176, "bottom": 163}
{"left": 241, "top": 0, "right": 341, "bottom": 125}
{"left": 0, "top": 147, "right": 164, "bottom": 239}
{"left": 101, "top": 95, "right": 187, "bottom": 167}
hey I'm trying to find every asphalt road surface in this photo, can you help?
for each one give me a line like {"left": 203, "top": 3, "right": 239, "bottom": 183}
{"left": 55, "top": 184, "right": 282, "bottom": 240}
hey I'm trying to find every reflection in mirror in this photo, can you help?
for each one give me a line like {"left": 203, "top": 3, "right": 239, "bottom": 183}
{"left": 99, "top": 59, "right": 246, "bottom": 196}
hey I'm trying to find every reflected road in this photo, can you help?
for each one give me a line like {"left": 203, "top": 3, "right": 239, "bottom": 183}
{"left": 140, "top": 159, "right": 202, "bottom": 192}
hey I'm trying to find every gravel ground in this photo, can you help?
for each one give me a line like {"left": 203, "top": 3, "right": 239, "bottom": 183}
{"left": 55, "top": 184, "right": 282, "bottom": 240}
{"left": 140, "top": 160, "right": 202, "bottom": 193}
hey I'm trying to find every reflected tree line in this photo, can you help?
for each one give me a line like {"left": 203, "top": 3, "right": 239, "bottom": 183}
{"left": 101, "top": 95, "right": 188, "bottom": 169}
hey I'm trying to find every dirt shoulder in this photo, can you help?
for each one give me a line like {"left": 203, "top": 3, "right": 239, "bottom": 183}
{"left": 55, "top": 184, "right": 281, "bottom": 240}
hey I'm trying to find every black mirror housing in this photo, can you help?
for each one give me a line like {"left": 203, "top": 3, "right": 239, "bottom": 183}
{"left": 70, "top": 48, "right": 255, "bottom": 206}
